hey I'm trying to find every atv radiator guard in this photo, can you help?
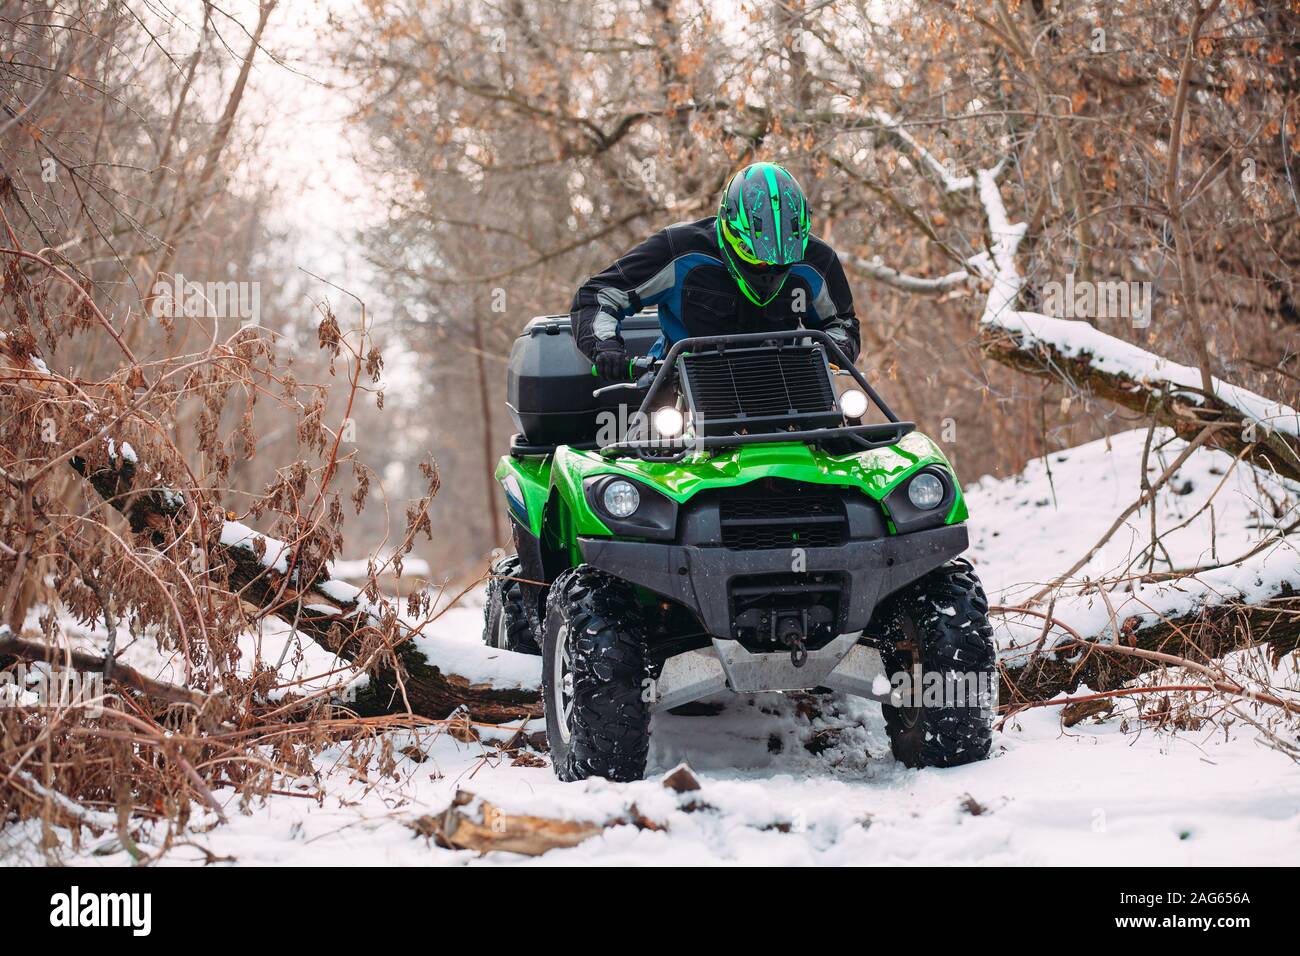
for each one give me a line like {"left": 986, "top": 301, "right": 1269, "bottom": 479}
{"left": 578, "top": 523, "right": 967, "bottom": 639}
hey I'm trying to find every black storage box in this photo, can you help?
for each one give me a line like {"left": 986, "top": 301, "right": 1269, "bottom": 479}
{"left": 506, "top": 312, "right": 660, "bottom": 447}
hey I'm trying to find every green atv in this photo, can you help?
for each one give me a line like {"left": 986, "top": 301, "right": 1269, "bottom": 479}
{"left": 484, "top": 312, "right": 996, "bottom": 782}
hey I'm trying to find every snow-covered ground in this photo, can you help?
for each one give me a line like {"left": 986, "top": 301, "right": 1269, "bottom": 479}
{"left": 7, "top": 428, "right": 1300, "bottom": 865}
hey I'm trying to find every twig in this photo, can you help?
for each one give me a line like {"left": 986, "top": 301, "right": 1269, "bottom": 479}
{"left": 1028, "top": 424, "right": 1223, "bottom": 603}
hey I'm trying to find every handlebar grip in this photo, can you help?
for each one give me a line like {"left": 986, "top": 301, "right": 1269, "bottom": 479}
{"left": 593, "top": 358, "right": 655, "bottom": 380}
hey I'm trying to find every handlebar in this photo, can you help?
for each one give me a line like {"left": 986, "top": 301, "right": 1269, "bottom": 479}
{"left": 590, "top": 356, "right": 658, "bottom": 379}
{"left": 591, "top": 356, "right": 662, "bottom": 398}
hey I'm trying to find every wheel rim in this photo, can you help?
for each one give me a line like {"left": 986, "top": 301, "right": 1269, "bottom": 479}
{"left": 551, "top": 623, "right": 575, "bottom": 743}
{"left": 898, "top": 652, "right": 923, "bottom": 728}
{"left": 495, "top": 605, "right": 509, "bottom": 649}
{"left": 898, "top": 701, "right": 923, "bottom": 729}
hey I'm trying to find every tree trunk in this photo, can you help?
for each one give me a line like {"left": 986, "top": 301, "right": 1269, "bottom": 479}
{"left": 472, "top": 315, "right": 503, "bottom": 549}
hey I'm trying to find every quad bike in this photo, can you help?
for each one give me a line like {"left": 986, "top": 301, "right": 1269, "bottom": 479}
{"left": 483, "top": 312, "right": 996, "bottom": 782}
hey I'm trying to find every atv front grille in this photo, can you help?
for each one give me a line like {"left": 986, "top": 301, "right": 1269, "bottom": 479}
{"left": 681, "top": 345, "right": 840, "bottom": 437}
{"left": 719, "top": 490, "right": 848, "bottom": 550}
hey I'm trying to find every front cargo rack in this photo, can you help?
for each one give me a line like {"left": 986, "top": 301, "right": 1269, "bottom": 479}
{"left": 598, "top": 328, "right": 914, "bottom": 461}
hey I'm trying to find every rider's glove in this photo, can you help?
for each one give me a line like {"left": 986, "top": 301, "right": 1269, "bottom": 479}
{"left": 593, "top": 340, "right": 631, "bottom": 380}
{"left": 824, "top": 327, "right": 855, "bottom": 360}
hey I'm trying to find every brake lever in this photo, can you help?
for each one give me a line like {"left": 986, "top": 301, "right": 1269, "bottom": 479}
{"left": 591, "top": 360, "right": 660, "bottom": 398}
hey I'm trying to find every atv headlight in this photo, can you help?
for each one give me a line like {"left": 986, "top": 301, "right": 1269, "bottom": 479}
{"left": 583, "top": 475, "right": 678, "bottom": 540}
{"left": 602, "top": 479, "right": 640, "bottom": 518}
{"left": 653, "top": 406, "right": 684, "bottom": 438}
{"left": 839, "top": 388, "right": 869, "bottom": 420}
{"left": 907, "top": 472, "right": 945, "bottom": 510}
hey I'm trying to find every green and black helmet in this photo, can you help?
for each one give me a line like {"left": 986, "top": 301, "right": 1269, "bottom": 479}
{"left": 716, "top": 162, "right": 811, "bottom": 306}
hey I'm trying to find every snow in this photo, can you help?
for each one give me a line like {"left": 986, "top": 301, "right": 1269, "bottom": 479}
{"left": 26, "top": 684, "right": 1299, "bottom": 866}
{"left": 328, "top": 556, "right": 432, "bottom": 579}
{"left": 216, "top": 522, "right": 537, "bottom": 689}
{"left": 19, "top": 426, "right": 1299, "bottom": 867}
{"left": 988, "top": 310, "right": 1300, "bottom": 438}
{"left": 308, "top": 569, "right": 539, "bottom": 690}
{"left": 315, "top": 576, "right": 361, "bottom": 603}
{"left": 973, "top": 169, "right": 1029, "bottom": 326}
{"left": 406, "top": 605, "right": 542, "bottom": 690}
{"left": 106, "top": 438, "right": 138, "bottom": 464}
{"left": 239, "top": 584, "right": 539, "bottom": 694}
{"left": 219, "top": 520, "right": 291, "bottom": 574}
{"left": 104, "top": 439, "right": 136, "bottom": 465}
{"left": 971, "top": 428, "right": 1300, "bottom": 663}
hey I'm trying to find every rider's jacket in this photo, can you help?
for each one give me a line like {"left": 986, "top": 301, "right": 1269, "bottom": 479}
{"left": 571, "top": 216, "right": 860, "bottom": 363}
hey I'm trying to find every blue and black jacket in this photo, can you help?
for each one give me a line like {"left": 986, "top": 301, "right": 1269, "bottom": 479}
{"left": 571, "top": 216, "right": 860, "bottom": 363}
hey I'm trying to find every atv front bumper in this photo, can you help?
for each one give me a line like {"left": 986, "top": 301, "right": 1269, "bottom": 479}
{"left": 578, "top": 523, "right": 968, "bottom": 639}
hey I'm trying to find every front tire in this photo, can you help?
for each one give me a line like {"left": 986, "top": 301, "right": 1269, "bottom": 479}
{"left": 543, "top": 566, "right": 650, "bottom": 782}
{"left": 873, "top": 558, "right": 997, "bottom": 769}
{"left": 483, "top": 554, "right": 539, "bottom": 655}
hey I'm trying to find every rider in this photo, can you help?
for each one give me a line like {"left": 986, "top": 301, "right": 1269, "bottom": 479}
{"left": 572, "top": 161, "right": 860, "bottom": 379}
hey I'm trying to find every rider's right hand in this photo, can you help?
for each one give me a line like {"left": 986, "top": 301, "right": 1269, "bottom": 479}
{"left": 593, "top": 341, "right": 631, "bottom": 380}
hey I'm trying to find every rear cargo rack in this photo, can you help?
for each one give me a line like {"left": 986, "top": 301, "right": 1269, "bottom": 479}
{"left": 599, "top": 328, "right": 914, "bottom": 461}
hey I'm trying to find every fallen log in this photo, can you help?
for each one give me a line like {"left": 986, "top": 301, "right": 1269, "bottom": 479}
{"left": 1, "top": 331, "right": 542, "bottom": 723}
{"left": 0, "top": 626, "right": 213, "bottom": 709}
{"left": 997, "top": 593, "right": 1300, "bottom": 707}
{"left": 979, "top": 312, "right": 1300, "bottom": 484}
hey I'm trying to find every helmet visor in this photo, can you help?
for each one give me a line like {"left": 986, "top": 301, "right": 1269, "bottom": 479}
{"left": 720, "top": 217, "right": 792, "bottom": 305}
{"left": 733, "top": 258, "right": 791, "bottom": 305}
